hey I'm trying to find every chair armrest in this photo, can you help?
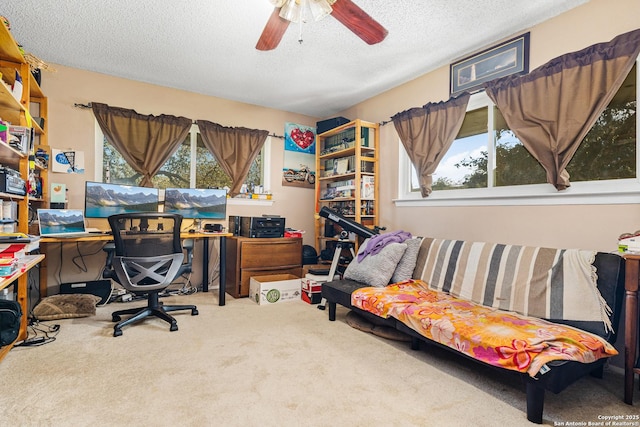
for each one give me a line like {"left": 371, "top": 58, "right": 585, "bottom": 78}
{"left": 183, "top": 238, "right": 194, "bottom": 265}
{"left": 102, "top": 242, "right": 116, "bottom": 279}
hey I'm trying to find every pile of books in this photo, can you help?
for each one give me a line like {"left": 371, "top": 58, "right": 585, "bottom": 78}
{"left": 0, "top": 243, "right": 23, "bottom": 276}
{"left": 0, "top": 233, "right": 40, "bottom": 277}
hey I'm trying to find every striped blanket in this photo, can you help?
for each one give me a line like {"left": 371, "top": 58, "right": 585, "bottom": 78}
{"left": 413, "top": 238, "right": 613, "bottom": 333}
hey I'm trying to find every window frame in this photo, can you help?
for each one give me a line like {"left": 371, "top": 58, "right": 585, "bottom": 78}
{"left": 95, "top": 122, "right": 274, "bottom": 206}
{"left": 396, "top": 59, "right": 640, "bottom": 207}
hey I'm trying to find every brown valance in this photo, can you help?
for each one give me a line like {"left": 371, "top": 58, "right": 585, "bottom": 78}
{"left": 196, "top": 120, "right": 269, "bottom": 197}
{"left": 92, "top": 103, "right": 192, "bottom": 187}
{"left": 392, "top": 92, "right": 471, "bottom": 197}
{"left": 484, "top": 28, "right": 640, "bottom": 190}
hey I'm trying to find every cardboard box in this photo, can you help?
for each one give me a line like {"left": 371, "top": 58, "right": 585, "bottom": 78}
{"left": 249, "top": 274, "right": 301, "bottom": 305}
{"left": 300, "top": 272, "right": 337, "bottom": 305}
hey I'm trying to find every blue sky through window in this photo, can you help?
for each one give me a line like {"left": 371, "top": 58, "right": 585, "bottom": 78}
{"left": 411, "top": 133, "right": 487, "bottom": 189}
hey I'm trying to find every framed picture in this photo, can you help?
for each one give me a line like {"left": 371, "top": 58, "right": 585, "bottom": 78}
{"left": 450, "top": 32, "right": 530, "bottom": 96}
{"left": 282, "top": 122, "right": 316, "bottom": 189}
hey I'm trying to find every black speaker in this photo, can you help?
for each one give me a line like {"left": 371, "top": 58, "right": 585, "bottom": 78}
{"left": 60, "top": 280, "right": 112, "bottom": 305}
{"left": 228, "top": 215, "right": 241, "bottom": 236}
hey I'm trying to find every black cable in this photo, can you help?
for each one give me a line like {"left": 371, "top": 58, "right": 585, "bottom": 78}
{"left": 53, "top": 241, "right": 110, "bottom": 282}
{"left": 15, "top": 321, "right": 60, "bottom": 347}
{"left": 56, "top": 242, "right": 63, "bottom": 285}
{"left": 71, "top": 241, "right": 89, "bottom": 273}
{"left": 70, "top": 241, "right": 105, "bottom": 273}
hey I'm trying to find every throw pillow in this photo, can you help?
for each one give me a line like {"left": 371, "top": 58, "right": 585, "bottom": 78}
{"left": 33, "top": 294, "right": 101, "bottom": 321}
{"left": 344, "top": 239, "right": 407, "bottom": 287}
{"left": 391, "top": 237, "right": 423, "bottom": 283}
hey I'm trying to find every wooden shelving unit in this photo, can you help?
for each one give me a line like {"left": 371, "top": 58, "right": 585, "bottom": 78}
{"left": 0, "top": 22, "right": 48, "bottom": 361}
{"left": 0, "top": 22, "right": 49, "bottom": 233}
{"left": 314, "top": 119, "right": 379, "bottom": 255}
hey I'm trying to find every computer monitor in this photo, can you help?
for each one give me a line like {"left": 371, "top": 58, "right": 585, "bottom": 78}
{"left": 85, "top": 181, "right": 160, "bottom": 218}
{"left": 163, "top": 188, "right": 227, "bottom": 220}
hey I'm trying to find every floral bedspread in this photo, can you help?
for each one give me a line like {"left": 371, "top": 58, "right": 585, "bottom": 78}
{"left": 351, "top": 280, "right": 618, "bottom": 377}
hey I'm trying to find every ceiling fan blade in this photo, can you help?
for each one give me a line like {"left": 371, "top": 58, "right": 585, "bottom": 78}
{"left": 256, "top": 8, "right": 291, "bottom": 51}
{"left": 330, "top": 0, "right": 388, "bottom": 45}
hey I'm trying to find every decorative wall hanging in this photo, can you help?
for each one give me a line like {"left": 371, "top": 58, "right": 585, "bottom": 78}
{"left": 52, "top": 148, "right": 85, "bottom": 174}
{"left": 50, "top": 183, "right": 66, "bottom": 203}
{"left": 450, "top": 33, "right": 530, "bottom": 96}
{"left": 282, "top": 122, "right": 316, "bottom": 188}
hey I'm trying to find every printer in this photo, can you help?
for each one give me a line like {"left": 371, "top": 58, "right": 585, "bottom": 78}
{"left": 229, "top": 215, "right": 285, "bottom": 238}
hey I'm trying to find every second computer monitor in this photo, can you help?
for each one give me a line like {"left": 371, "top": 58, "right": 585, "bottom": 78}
{"left": 164, "top": 188, "right": 227, "bottom": 219}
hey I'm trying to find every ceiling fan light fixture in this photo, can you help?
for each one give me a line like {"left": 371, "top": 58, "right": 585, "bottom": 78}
{"left": 257, "top": 0, "right": 387, "bottom": 50}
{"left": 279, "top": 0, "right": 301, "bottom": 23}
{"left": 307, "top": 0, "right": 333, "bottom": 21}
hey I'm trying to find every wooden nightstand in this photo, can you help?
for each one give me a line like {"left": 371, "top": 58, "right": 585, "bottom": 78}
{"left": 225, "top": 237, "right": 302, "bottom": 298}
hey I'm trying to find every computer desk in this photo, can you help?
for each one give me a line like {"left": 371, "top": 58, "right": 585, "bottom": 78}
{"left": 38, "top": 232, "right": 231, "bottom": 306}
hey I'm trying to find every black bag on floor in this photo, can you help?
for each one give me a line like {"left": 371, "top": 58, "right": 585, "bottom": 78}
{"left": 0, "top": 300, "right": 22, "bottom": 347}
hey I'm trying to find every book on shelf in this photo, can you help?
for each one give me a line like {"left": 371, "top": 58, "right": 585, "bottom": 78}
{"left": 0, "top": 257, "right": 18, "bottom": 276}
{"left": 0, "top": 243, "right": 26, "bottom": 259}
{"left": 361, "top": 176, "right": 375, "bottom": 199}
{"left": 360, "top": 159, "right": 374, "bottom": 172}
{"left": 335, "top": 158, "right": 349, "bottom": 175}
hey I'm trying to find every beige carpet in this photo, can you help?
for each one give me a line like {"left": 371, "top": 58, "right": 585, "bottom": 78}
{"left": 0, "top": 292, "right": 637, "bottom": 426}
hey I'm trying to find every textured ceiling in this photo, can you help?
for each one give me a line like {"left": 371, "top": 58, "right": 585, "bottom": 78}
{"left": 3, "top": 0, "right": 588, "bottom": 118}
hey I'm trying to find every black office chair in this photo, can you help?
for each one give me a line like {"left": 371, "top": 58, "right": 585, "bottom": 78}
{"left": 104, "top": 212, "right": 198, "bottom": 337}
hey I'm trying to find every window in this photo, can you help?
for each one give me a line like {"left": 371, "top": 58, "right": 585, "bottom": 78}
{"left": 428, "top": 107, "right": 489, "bottom": 191}
{"left": 401, "top": 63, "right": 638, "bottom": 206}
{"left": 100, "top": 124, "right": 266, "bottom": 190}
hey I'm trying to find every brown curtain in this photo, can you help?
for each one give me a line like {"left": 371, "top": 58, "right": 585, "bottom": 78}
{"left": 484, "top": 28, "right": 640, "bottom": 190}
{"left": 196, "top": 120, "right": 268, "bottom": 197}
{"left": 392, "top": 92, "right": 471, "bottom": 197}
{"left": 92, "top": 103, "right": 192, "bottom": 187}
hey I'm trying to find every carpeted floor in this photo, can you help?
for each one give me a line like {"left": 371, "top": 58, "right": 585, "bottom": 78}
{"left": 0, "top": 291, "right": 637, "bottom": 426}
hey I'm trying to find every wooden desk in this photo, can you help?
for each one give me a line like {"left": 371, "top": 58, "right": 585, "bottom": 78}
{"left": 0, "top": 254, "right": 45, "bottom": 362}
{"left": 623, "top": 254, "right": 640, "bottom": 405}
{"left": 39, "top": 232, "right": 231, "bottom": 306}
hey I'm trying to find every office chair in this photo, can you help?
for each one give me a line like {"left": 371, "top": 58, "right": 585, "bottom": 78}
{"left": 104, "top": 212, "right": 198, "bottom": 337}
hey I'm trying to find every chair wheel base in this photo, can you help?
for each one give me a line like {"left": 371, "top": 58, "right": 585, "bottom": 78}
{"left": 110, "top": 303, "right": 197, "bottom": 336}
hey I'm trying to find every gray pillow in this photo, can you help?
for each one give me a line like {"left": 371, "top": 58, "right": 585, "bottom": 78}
{"left": 344, "top": 240, "right": 408, "bottom": 287}
{"left": 391, "top": 237, "right": 422, "bottom": 283}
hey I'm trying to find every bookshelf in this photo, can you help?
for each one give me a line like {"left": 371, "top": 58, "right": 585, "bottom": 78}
{"left": 0, "top": 21, "right": 48, "bottom": 360}
{"left": 0, "top": 22, "right": 49, "bottom": 234}
{"left": 314, "top": 119, "right": 379, "bottom": 255}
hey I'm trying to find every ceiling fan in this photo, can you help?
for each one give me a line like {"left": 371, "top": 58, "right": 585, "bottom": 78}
{"left": 256, "top": 0, "right": 388, "bottom": 51}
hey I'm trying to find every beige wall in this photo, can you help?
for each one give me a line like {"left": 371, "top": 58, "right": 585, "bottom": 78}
{"left": 43, "top": 65, "right": 319, "bottom": 292}
{"left": 340, "top": 0, "right": 640, "bottom": 253}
